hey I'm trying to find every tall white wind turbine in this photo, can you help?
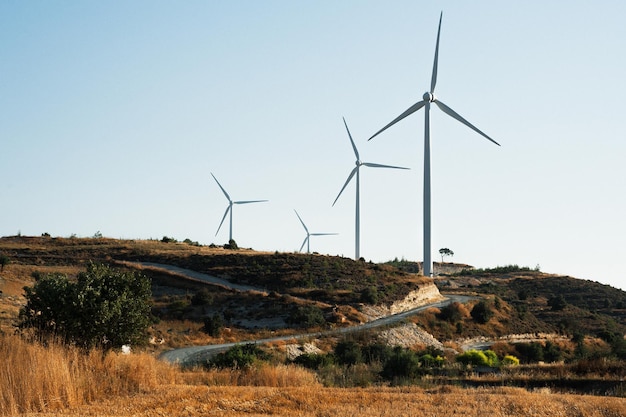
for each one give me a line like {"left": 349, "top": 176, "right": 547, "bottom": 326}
{"left": 294, "top": 209, "right": 337, "bottom": 254}
{"left": 369, "top": 12, "right": 500, "bottom": 277}
{"left": 212, "top": 173, "right": 268, "bottom": 242}
{"left": 333, "top": 117, "right": 409, "bottom": 260}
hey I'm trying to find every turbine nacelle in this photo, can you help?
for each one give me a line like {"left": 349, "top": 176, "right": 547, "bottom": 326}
{"left": 423, "top": 92, "right": 435, "bottom": 102}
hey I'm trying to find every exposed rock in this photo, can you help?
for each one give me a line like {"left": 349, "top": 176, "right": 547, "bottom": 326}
{"left": 361, "top": 281, "right": 444, "bottom": 320}
{"left": 377, "top": 322, "right": 444, "bottom": 351}
{"left": 284, "top": 342, "right": 323, "bottom": 360}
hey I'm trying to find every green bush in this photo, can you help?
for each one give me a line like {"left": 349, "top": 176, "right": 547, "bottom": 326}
{"left": 514, "top": 342, "right": 545, "bottom": 363}
{"left": 293, "top": 353, "right": 334, "bottom": 369}
{"left": 456, "top": 349, "right": 498, "bottom": 367}
{"left": 286, "top": 305, "right": 326, "bottom": 328}
{"left": 360, "top": 286, "right": 379, "bottom": 304}
{"left": 380, "top": 347, "right": 423, "bottom": 381}
{"left": 548, "top": 295, "right": 567, "bottom": 311}
{"left": 224, "top": 239, "right": 239, "bottom": 250}
{"left": 18, "top": 263, "right": 153, "bottom": 349}
{"left": 334, "top": 340, "right": 363, "bottom": 366}
{"left": 201, "top": 314, "right": 224, "bottom": 337}
{"left": 471, "top": 301, "right": 494, "bottom": 324}
{"left": 502, "top": 355, "right": 520, "bottom": 366}
{"left": 208, "top": 343, "right": 268, "bottom": 369}
{"left": 0, "top": 254, "right": 10, "bottom": 271}
{"left": 362, "top": 343, "right": 394, "bottom": 364}
{"left": 191, "top": 288, "right": 214, "bottom": 306}
{"left": 437, "top": 302, "right": 464, "bottom": 323}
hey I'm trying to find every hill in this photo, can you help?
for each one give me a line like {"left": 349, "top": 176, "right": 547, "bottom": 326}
{"left": 2, "top": 235, "right": 626, "bottom": 352}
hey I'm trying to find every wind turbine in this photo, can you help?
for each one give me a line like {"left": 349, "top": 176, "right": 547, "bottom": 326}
{"left": 211, "top": 173, "right": 268, "bottom": 242}
{"left": 294, "top": 209, "right": 337, "bottom": 254}
{"left": 369, "top": 12, "right": 500, "bottom": 277}
{"left": 333, "top": 117, "right": 409, "bottom": 260}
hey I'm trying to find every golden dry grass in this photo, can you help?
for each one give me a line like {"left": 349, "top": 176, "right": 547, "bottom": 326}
{"left": 3, "top": 333, "right": 626, "bottom": 417}
{"left": 20, "top": 385, "right": 626, "bottom": 417}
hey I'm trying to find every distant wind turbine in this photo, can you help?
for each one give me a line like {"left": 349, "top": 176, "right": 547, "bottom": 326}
{"left": 333, "top": 117, "right": 409, "bottom": 260}
{"left": 211, "top": 173, "right": 268, "bottom": 242}
{"left": 369, "top": 12, "right": 500, "bottom": 277}
{"left": 294, "top": 209, "right": 337, "bottom": 254}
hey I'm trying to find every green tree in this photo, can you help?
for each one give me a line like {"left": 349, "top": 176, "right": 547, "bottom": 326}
{"left": 334, "top": 340, "right": 363, "bottom": 366}
{"left": 470, "top": 300, "right": 494, "bottom": 324}
{"left": 0, "top": 254, "right": 10, "bottom": 271}
{"left": 438, "top": 248, "right": 454, "bottom": 262}
{"left": 437, "top": 301, "right": 464, "bottom": 323}
{"left": 19, "top": 263, "right": 153, "bottom": 349}
{"left": 548, "top": 295, "right": 567, "bottom": 311}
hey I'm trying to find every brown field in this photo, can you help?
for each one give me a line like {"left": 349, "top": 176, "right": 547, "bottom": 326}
{"left": 2, "top": 334, "right": 626, "bottom": 417}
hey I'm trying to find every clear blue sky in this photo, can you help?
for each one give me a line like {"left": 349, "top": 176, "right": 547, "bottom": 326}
{"left": 1, "top": 1, "right": 625, "bottom": 289}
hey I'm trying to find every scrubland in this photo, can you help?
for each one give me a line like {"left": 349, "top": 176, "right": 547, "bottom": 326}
{"left": 2, "top": 334, "right": 626, "bottom": 417}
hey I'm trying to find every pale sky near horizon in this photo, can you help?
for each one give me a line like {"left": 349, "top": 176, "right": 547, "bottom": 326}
{"left": 1, "top": 1, "right": 625, "bottom": 290}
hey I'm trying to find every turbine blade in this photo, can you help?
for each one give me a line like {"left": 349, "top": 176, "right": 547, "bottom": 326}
{"left": 299, "top": 236, "right": 308, "bottom": 253}
{"left": 234, "top": 199, "right": 269, "bottom": 204}
{"left": 310, "top": 233, "right": 339, "bottom": 236}
{"left": 211, "top": 173, "right": 231, "bottom": 202}
{"left": 431, "top": 11, "right": 443, "bottom": 94}
{"left": 332, "top": 167, "right": 358, "bottom": 207}
{"left": 294, "top": 209, "right": 309, "bottom": 234}
{"left": 369, "top": 100, "right": 427, "bottom": 141}
{"left": 362, "top": 162, "right": 410, "bottom": 170}
{"left": 342, "top": 117, "right": 360, "bottom": 160}
{"left": 216, "top": 206, "right": 230, "bottom": 236}
{"left": 434, "top": 100, "right": 501, "bottom": 146}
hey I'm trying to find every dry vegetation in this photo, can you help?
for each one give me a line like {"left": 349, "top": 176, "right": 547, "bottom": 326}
{"left": 2, "top": 333, "right": 626, "bottom": 417}
{"left": 4, "top": 236, "right": 626, "bottom": 415}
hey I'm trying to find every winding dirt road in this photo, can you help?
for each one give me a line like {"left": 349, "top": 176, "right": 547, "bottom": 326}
{"left": 131, "top": 261, "right": 475, "bottom": 366}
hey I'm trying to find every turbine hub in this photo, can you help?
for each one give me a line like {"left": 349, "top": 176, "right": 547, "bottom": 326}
{"left": 356, "top": 160, "right": 361, "bottom": 167}
{"left": 423, "top": 92, "right": 435, "bottom": 102}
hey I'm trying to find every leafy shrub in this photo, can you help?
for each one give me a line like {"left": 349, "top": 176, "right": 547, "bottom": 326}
{"left": 502, "top": 355, "right": 520, "bottom": 366}
{"left": 548, "top": 295, "right": 567, "bottom": 311}
{"left": 381, "top": 347, "right": 420, "bottom": 380}
{"left": 18, "top": 263, "right": 153, "bottom": 349}
{"left": 456, "top": 265, "right": 531, "bottom": 276}
{"left": 224, "top": 239, "right": 239, "bottom": 250}
{"left": 293, "top": 353, "right": 334, "bottom": 369}
{"left": 201, "top": 314, "right": 224, "bottom": 337}
{"left": 437, "top": 302, "right": 465, "bottom": 323}
{"left": 161, "top": 236, "right": 177, "bottom": 243}
{"left": 514, "top": 342, "right": 545, "bottom": 363}
{"left": 0, "top": 254, "right": 10, "bottom": 271}
{"left": 360, "top": 286, "right": 379, "bottom": 304}
{"left": 456, "top": 350, "right": 499, "bottom": 367}
{"left": 286, "top": 305, "right": 326, "bottom": 328}
{"left": 334, "top": 341, "right": 363, "bottom": 366}
{"left": 471, "top": 301, "right": 493, "bottom": 324}
{"left": 208, "top": 343, "right": 268, "bottom": 369}
{"left": 362, "top": 343, "right": 394, "bottom": 364}
{"left": 191, "top": 288, "right": 214, "bottom": 306}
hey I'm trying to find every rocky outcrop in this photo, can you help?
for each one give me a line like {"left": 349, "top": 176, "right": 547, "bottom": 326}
{"left": 361, "top": 281, "right": 444, "bottom": 320}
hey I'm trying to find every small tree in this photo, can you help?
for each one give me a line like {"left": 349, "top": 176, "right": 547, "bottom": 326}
{"left": 19, "top": 263, "right": 153, "bottom": 349}
{"left": 0, "top": 254, "right": 10, "bottom": 272}
{"left": 439, "top": 248, "right": 454, "bottom": 263}
{"left": 471, "top": 300, "right": 494, "bottom": 324}
{"left": 201, "top": 314, "right": 224, "bottom": 337}
{"left": 548, "top": 295, "right": 567, "bottom": 311}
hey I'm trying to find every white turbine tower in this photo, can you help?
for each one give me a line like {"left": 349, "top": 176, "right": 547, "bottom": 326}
{"left": 212, "top": 173, "right": 268, "bottom": 242}
{"left": 369, "top": 12, "right": 500, "bottom": 277}
{"left": 333, "top": 117, "right": 409, "bottom": 260}
{"left": 294, "top": 209, "right": 337, "bottom": 254}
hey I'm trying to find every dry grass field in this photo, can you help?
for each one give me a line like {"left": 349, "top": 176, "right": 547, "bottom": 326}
{"left": 2, "top": 334, "right": 626, "bottom": 417}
